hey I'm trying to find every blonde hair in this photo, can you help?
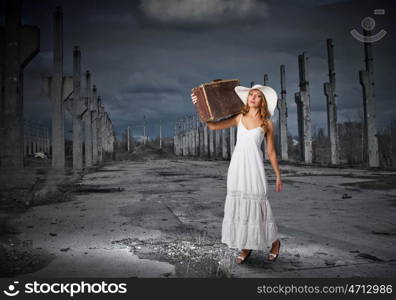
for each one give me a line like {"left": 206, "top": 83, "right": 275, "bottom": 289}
{"left": 240, "top": 88, "right": 270, "bottom": 133}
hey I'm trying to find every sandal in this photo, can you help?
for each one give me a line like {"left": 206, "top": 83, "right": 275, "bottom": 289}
{"left": 236, "top": 249, "right": 252, "bottom": 264}
{"left": 267, "top": 240, "right": 281, "bottom": 262}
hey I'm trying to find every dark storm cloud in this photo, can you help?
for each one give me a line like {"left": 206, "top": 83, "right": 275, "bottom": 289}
{"left": 139, "top": 0, "right": 269, "bottom": 25}
{"left": 2, "top": 0, "right": 394, "bottom": 140}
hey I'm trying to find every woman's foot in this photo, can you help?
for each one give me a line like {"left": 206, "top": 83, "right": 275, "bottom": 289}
{"left": 267, "top": 240, "right": 281, "bottom": 261}
{"left": 236, "top": 249, "right": 252, "bottom": 264}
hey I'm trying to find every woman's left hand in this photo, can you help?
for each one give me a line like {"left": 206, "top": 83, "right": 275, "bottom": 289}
{"left": 275, "top": 177, "right": 283, "bottom": 192}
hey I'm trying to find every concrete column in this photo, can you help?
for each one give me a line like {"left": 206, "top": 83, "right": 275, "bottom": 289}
{"left": 230, "top": 126, "right": 236, "bottom": 156}
{"left": 173, "top": 121, "right": 177, "bottom": 155}
{"left": 143, "top": 115, "right": 146, "bottom": 145}
{"left": 173, "top": 121, "right": 177, "bottom": 154}
{"left": 97, "top": 101, "right": 104, "bottom": 163}
{"left": 222, "top": 128, "right": 230, "bottom": 159}
{"left": 159, "top": 120, "right": 162, "bottom": 149}
{"left": 45, "top": 127, "right": 49, "bottom": 154}
{"left": 127, "top": 126, "right": 130, "bottom": 152}
{"left": 279, "top": 65, "right": 289, "bottom": 161}
{"left": 188, "top": 116, "right": 193, "bottom": 156}
{"left": 294, "top": 52, "right": 313, "bottom": 163}
{"left": 27, "top": 127, "right": 32, "bottom": 155}
{"left": 42, "top": 7, "right": 73, "bottom": 169}
{"left": 24, "top": 129, "right": 27, "bottom": 157}
{"left": 202, "top": 123, "right": 207, "bottom": 158}
{"left": 359, "top": 29, "right": 379, "bottom": 167}
{"left": 324, "top": 39, "right": 339, "bottom": 165}
{"left": 0, "top": 0, "right": 40, "bottom": 168}
{"left": 71, "top": 46, "right": 84, "bottom": 170}
{"left": 50, "top": 7, "right": 66, "bottom": 168}
{"left": 83, "top": 70, "right": 93, "bottom": 167}
{"left": 199, "top": 121, "right": 204, "bottom": 158}
{"left": 215, "top": 129, "right": 221, "bottom": 159}
{"left": 209, "top": 126, "right": 215, "bottom": 159}
{"left": 39, "top": 127, "right": 44, "bottom": 152}
{"left": 177, "top": 120, "right": 182, "bottom": 156}
{"left": 263, "top": 74, "right": 269, "bottom": 86}
{"left": 91, "top": 85, "right": 98, "bottom": 164}
{"left": 185, "top": 117, "right": 188, "bottom": 156}
{"left": 192, "top": 115, "right": 197, "bottom": 156}
{"left": 195, "top": 114, "right": 200, "bottom": 156}
{"left": 32, "top": 126, "right": 37, "bottom": 153}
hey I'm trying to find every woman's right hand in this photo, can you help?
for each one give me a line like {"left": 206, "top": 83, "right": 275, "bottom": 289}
{"left": 191, "top": 92, "right": 197, "bottom": 104}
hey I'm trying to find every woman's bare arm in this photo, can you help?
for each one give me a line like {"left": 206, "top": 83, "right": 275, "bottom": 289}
{"left": 265, "top": 120, "right": 281, "bottom": 179}
{"left": 207, "top": 113, "right": 241, "bottom": 130}
{"left": 191, "top": 92, "right": 241, "bottom": 130}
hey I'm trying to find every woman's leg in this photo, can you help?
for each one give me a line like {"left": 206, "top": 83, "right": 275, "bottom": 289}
{"left": 267, "top": 239, "right": 281, "bottom": 261}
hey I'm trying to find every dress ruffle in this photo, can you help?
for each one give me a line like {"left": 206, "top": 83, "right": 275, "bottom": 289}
{"left": 221, "top": 189, "right": 279, "bottom": 250}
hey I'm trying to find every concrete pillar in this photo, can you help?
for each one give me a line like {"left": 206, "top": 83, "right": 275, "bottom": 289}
{"left": 127, "top": 126, "right": 130, "bottom": 152}
{"left": 40, "top": 127, "right": 44, "bottom": 152}
{"left": 71, "top": 46, "right": 84, "bottom": 170}
{"left": 202, "top": 123, "right": 208, "bottom": 158}
{"left": 42, "top": 7, "right": 73, "bottom": 169}
{"left": 188, "top": 116, "right": 192, "bottom": 156}
{"left": 46, "top": 127, "right": 49, "bottom": 154}
{"left": 195, "top": 114, "right": 200, "bottom": 156}
{"left": 209, "top": 126, "right": 215, "bottom": 159}
{"left": 27, "top": 126, "right": 32, "bottom": 155}
{"left": 199, "top": 121, "right": 204, "bottom": 158}
{"left": 192, "top": 115, "right": 197, "bottom": 156}
{"left": 184, "top": 117, "right": 188, "bottom": 156}
{"left": 159, "top": 120, "right": 162, "bottom": 149}
{"left": 359, "top": 29, "right": 379, "bottom": 167}
{"left": 177, "top": 120, "right": 182, "bottom": 156}
{"left": 24, "top": 129, "right": 27, "bottom": 157}
{"left": 263, "top": 74, "right": 269, "bottom": 86}
{"left": 143, "top": 115, "right": 146, "bottom": 145}
{"left": 91, "top": 85, "right": 98, "bottom": 164}
{"left": 222, "top": 128, "right": 230, "bottom": 159}
{"left": 192, "top": 116, "right": 197, "bottom": 156}
{"left": 230, "top": 126, "right": 236, "bottom": 156}
{"left": 279, "top": 65, "right": 289, "bottom": 161}
{"left": 215, "top": 129, "right": 221, "bottom": 159}
{"left": 173, "top": 121, "right": 177, "bottom": 155}
{"left": 0, "top": 0, "right": 40, "bottom": 168}
{"left": 97, "top": 101, "right": 104, "bottom": 163}
{"left": 84, "top": 70, "right": 93, "bottom": 167}
{"left": 51, "top": 6, "right": 64, "bottom": 169}
{"left": 323, "top": 39, "right": 339, "bottom": 165}
{"left": 294, "top": 52, "right": 313, "bottom": 163}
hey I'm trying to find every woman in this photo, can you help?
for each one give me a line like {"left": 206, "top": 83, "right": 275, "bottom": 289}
{"left": 191, "top": 84, "right": 282, "bottom": 264}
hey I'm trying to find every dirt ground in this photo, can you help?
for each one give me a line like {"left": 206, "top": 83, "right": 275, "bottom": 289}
{"left": 1, "top": 147, "right": 396, "bottom": 278}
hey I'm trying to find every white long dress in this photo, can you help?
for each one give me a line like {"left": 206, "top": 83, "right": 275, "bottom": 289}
{"left": 221, "top": 115, "right": 279, "bottom": 251}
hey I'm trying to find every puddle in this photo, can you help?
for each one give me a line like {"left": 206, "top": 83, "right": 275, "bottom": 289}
{"left": 112, "top": 231, "right": 235, "bottom": 278}
{"left": 72, "top": 185, "right": 125, "bottom": 194}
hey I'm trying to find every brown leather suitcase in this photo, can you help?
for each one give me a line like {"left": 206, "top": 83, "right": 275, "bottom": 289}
{"left": 192, "top": 79, "right": 244, "bottom": 122}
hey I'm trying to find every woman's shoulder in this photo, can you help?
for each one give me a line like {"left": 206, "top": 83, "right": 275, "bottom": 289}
{"left": 232, "top": 113, "right": 243, "bottom": 123}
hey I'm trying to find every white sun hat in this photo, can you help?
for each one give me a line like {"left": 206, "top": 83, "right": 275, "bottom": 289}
{"left": 234, "top": 84, "right": 278, "bottom": 117}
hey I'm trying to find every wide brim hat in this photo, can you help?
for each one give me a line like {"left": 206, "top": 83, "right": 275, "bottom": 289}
{"left": 234, "top": 84, "right": 278, "bottom": 117}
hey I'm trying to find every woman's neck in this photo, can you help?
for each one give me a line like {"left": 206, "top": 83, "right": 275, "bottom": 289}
{"left": 246, "top": 107, "right": 260, "bottom": 118}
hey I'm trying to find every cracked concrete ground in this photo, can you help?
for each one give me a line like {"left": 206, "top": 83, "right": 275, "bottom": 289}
{"left": 3, "top": 159, "right": 396, "bottom": 278}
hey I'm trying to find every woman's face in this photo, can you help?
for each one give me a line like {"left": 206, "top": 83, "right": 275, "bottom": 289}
{"left": 247, "top": 90, "right": 263, "bottom": 108}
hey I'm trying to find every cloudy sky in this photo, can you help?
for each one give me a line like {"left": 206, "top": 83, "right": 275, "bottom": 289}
{"left": 1, "top": 0, "right": 395, "bottom": 140}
